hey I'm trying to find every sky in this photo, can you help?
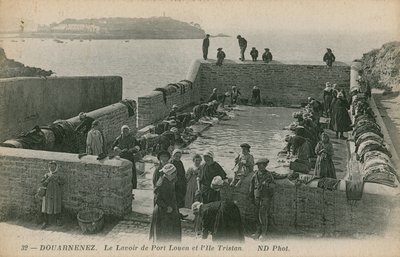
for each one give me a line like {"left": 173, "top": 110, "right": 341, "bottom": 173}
{"left": 0, "top": 0, "right": 399, "bottom": 36}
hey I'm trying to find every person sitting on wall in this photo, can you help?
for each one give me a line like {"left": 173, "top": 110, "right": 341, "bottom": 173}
{"left": 249, "top": 158, "right": 287, "bottom": 239}
{"left": 216, "top": 48, "right": 226, "bottom": 66}
{"left": 262, "top": 48, "right": 273, "bottom": 63}
{"left": 250, "top": 47, "right": 259, "bottom": 61}
{"left": 252, "top": 86, "right": 261, "bottom": 105}
{"left": 75, "top": 112, "right": 95, "bottom": 153}
{"left": 40, "top": 161, "right": 65, "bottom": 229}
{"left": 323, "top": 48, "right": 336, "bottom": 67}
{"left": 112, "top": 125, "right": 141, "bottom": 192}
{"left": 230, "top": 143, "right": 254, "bottom": 187}
{"left": 192, "top": 200, "right": 245, "bottom": 242}
{"left": 230, "top": 86, "right": 241, "bottom": 105}
{"left": 86, "top": 120, "right": 104, "bottom": 156}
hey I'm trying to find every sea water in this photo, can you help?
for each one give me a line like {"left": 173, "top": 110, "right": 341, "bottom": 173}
{"left": 0, "top": 32, "right": 395, "bottom": 99}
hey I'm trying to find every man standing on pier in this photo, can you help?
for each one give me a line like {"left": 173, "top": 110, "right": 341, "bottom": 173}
{"left": 237, "top": 35, "right": 247, "bottom": 61}
{"left": 202, "top": 34, "right": 210, "bottom": 60}
{"left": 323, "top": 48, "right": 336, "bottom": 67}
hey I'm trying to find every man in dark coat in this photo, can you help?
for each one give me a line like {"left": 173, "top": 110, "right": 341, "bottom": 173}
{"left": 250, "top": 47, "right": 259, "bottom": 61}
{"left": 192, "top": 200, "right": 245, "bottom": 242}
{"left": 216, "top": 48, "right": 226, "bottom": 66}
{"left": 249, "top": 158, "right": 287, "bottom": 239}
{"left": 170, "top": 149, "right": 188, "bottom": 219}
{"left": 198, "top": 151, "right": 228, "bottom": 203}
{"left": 323, "top": 48, "right": 336, "bottom": 67}
{"left": 202, "top": 34, "right": 210, "bottom": 60}
{"left": 237, "top": 35, "right": 247, "bottom": 61}
{"left": 262, "top": 48, "right": 273, "bottom": 63}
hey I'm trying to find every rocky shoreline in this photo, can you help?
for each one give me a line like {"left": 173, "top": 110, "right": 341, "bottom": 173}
{"left": 0, "top": 48, "right": 54, "bottom": 78}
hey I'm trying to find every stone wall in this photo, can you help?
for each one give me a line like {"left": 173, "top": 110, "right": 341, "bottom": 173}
{"left": 0, "top": 147, "right": 132, "bottom": 219}
{"left": 66, "top": 101, "right": 137, "bottom": 153}
{"left": 222, "top": 176, "right": 397, "bottom": 235}
{"left": 199, "top": 62, "right": 351, "bottom": 105}
{"left": 137, "top": 60, "right": 350, "bottom": 128}
{"left": 137, "top": 61, "right": 202, "bottom": 128}
{"left": 0, "top": 76, "right": 122, "bottom": 142}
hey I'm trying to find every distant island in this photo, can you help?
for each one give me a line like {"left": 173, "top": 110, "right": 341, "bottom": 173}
{"left": 19, "top": 17, "right": 213, "bottom": 40}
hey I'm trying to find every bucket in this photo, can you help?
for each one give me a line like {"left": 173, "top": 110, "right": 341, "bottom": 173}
{"left": 77, "top": 208, "right": 104, "bottom": 234}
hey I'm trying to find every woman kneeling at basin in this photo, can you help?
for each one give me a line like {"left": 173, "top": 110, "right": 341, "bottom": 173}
{"left": 150, "top": 163, "right": 182, "bottom": 242}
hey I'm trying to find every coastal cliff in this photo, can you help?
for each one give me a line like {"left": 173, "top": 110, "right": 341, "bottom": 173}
{"left": 0, "top": 48, "right": 53, "bottom": 78}
{"left": 360, "top": 41, "right": 400, "bottom": 90}
{"left": 26, "top": 17, "right": 206, "bottom": 40}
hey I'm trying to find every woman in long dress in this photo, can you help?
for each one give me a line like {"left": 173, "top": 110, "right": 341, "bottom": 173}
{"left": 41, "top": 161, "right": 65, "bottom": 229}
{"left": 185, "top": 154, "right": 203, "bottom": 208}
{"left": 330, "top": 91, "right": 352, "bottom": 139}
{"left": 314, "top": 133, "right": 336, "bottom": 178}
{"left": 323, "top": 82, "right": 333, "bottom": 117}
{"left": 149, "top": 163, "right": 182, "bottom": 242}
{"left": 86, "top": 120, "right": 104, "bottom": 155}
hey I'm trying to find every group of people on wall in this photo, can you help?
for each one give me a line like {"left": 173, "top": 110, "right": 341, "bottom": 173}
{"left": 202, "top": 34, "right": 335, "bottom": 67}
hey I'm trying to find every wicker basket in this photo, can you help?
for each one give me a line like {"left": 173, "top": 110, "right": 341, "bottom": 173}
{"left": 77, "top": 208, "right": 104, "bottom": 234}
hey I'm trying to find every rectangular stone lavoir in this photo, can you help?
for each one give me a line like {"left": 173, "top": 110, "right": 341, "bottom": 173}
{"left": 137, "top": 61, "right": 350, "bottom": 128}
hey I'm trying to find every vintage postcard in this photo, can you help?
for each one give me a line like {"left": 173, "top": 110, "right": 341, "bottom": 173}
{"left": 0, "top": 0, "right": 399, "bottom": 256}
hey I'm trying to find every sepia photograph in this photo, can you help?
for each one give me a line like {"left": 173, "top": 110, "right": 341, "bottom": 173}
{"left": 0, "top": 0, "right": 399, "bottom": 256}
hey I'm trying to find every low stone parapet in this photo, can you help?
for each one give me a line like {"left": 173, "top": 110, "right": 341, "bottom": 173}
{"left": 0, "top": 147, "right": 132, "bottom": 220}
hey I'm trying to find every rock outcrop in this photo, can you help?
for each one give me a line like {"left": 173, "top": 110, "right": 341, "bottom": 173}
{"left": 360, "top": 41, "right": 400, "bottom": 90}
{"left": 0, "top": 48, "right": 54, "bottom": 78}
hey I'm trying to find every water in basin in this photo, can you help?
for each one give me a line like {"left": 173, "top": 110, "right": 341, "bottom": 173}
{"left": 180, "top": 106, "right": 295, "bottom": 177}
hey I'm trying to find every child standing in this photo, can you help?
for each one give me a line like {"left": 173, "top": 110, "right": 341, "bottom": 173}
{"left": 230, "top": 143, "right": 254, "bottom": 187}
